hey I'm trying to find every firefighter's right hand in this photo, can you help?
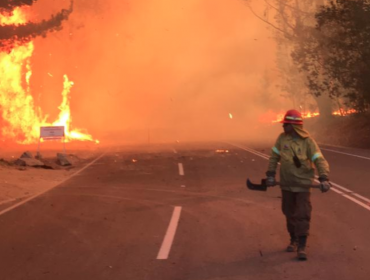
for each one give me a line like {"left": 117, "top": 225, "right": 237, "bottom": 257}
{"left": 266, "top": 176, "right": 276, "bottom": 187}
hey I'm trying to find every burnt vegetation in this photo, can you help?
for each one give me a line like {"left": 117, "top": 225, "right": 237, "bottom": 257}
{"left": 0, "top": 0, "right": 73, "bottom": 52}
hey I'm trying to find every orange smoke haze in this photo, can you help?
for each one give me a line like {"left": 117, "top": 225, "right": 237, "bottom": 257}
{"left": 6, "top": 0, "right": 284, "bottom": 145}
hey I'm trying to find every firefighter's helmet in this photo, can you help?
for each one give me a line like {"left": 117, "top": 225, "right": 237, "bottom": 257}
{"left": 281, "top": 109, "right": 303, "bottom": 125}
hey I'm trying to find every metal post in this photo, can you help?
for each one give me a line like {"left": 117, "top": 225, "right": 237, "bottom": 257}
{"left": 37, "top": 137, "right": 41, "bottom": 156}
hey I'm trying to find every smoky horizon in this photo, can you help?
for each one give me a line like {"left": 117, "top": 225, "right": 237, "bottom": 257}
{"left": 1, "top": 0, "right": 366, "bottom": 150}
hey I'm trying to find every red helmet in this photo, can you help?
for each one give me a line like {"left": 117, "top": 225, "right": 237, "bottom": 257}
{"left": 281, "top": 109, "right": 303, "bottom": 125}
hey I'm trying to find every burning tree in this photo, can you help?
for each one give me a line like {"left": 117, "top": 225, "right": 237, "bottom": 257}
{"left": 0, "top": 0, "right": 96, "bottom": 144}
{"left": 0, "top": 1, "right": 73, "bottom": 52}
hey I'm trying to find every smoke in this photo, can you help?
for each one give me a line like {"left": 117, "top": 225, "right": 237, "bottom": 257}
{"left": 28, "top": 0, "right": 283, "bottom": 145}
{"left": 0, "top": 1, "right": 73, "bottom": 52}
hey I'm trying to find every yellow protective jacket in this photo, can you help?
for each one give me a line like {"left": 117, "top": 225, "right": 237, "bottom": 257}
{"left": 267, "top": 127, "right": 330, "bottom": 192}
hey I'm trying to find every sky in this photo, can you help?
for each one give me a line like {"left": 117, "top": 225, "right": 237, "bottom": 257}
{"left": 26, "top": 0, "right": 283, "bottom": 144}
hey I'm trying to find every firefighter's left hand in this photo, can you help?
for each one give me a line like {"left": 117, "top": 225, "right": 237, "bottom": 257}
{"left": 320, "top": 180, "right": 331, "bottom": 193}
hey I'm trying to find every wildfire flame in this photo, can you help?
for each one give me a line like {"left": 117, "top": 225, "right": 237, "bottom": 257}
{"left": 0, "top": 7, "right": 97, "bottom": 144}
{"left": 332, "top": 109, "right": 357, "bottom": 116}
{"left": 271, "top": 111, "right": 320, "bottom": 123}
{"left": 260, "top": 109, "right": 357, "bottom": 124}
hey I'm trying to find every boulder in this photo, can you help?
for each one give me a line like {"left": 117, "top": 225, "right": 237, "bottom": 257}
{"left": 15, "top": 158, "right": 45, "bottom": 167}
{"left": 20, "top": 151, "right": 33, "bottom": 159}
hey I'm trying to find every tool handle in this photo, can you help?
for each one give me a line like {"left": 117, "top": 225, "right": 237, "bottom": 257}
{"left": 275, "top": 181, "right": 321, "bottom": 189}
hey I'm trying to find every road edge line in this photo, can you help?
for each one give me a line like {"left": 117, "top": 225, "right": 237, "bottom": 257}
{"left": 0, "top": 152, "right": 107, "bottom": 217}
{"left": 320, "top": 147, "right": 370, "bottom": 161}
{"left": 229, "top": 142, "right": 370, "bottom": 212}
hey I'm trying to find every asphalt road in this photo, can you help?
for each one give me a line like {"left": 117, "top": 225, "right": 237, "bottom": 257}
{"left": 0, "top": 141, "right": 370, "bottom": 280}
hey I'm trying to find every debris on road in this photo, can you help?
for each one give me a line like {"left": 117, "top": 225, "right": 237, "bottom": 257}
{"left": 215, "top": 149, "right": 229, "bottom": 153}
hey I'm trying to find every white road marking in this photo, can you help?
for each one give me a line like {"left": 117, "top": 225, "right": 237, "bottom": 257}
{"left": 157, "top": 206, "right": 182, "bottom": 260}
{"left": 173, "top": 149, "right": 177, "bottom": 154}
{"left": 181, "top": 185, "right": 186, "bottom": 188}
{"left": 315, "top": 178, "right": 370, "bottom": 204}
{"left": 228, "top": 143, "right": 269, "bottom": 160}
{"left": 230, "top": 143, "right": 370, "bottom": 212}
{"left": 320, "top": 147, "right": 370, "bottom": 161}
{"left": 0, "top": 197, "right": 23, "bottom": 206}
{"left": 330, "top": 188, "right": 343, "bottom": 195}
{"left": 178, "top": 163, "right": 184, "bottom": 176}
{"left": 352, "top": 193, "right": 370, "bottom": 204}
{"left": 342, "top": 195, "right": 370, "bottom": 211}
{"left": 0, "top": 153, "right": 107, "bottom": 217}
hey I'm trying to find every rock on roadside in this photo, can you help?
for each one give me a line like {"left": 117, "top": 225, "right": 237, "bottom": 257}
{"left": 15, "top": 158, "right": 46, "bottom": 168}
{"left": 57, "top": 153, "right": 72, "bottom": 166}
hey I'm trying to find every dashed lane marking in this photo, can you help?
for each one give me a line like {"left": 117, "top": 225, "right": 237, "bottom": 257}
{"left": 178, "top": 163, "right": 184, "bottom": 176}
{"left": 157, "top": 206, "right": 182, "bottom": 260}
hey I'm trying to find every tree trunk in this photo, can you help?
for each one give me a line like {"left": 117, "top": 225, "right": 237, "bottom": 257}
{"left": 314, "top": 94, "right": 332, "bottom": 118}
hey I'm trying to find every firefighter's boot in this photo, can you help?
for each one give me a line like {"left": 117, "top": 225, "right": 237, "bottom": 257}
{"left": 286, "top": 234, "right": 297, "bottom": 252}
{"left": 297, "top": 236, "right": 308, "bottom": 261}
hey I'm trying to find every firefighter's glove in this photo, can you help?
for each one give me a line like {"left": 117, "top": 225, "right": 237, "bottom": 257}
{"left": 319, "top": 180, "right": 331, "bottom": 193}
{"left": 266, "top": 176, "right": 276, "bottom": 187}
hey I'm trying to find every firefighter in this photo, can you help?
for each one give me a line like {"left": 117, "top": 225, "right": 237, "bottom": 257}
{"left": 265, "top": 109, "right": 331, "bottom": 261}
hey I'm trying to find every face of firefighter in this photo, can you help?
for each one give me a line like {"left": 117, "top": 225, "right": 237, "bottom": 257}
{"left": 283, "top": 123, "right": 294, "bottom": 135}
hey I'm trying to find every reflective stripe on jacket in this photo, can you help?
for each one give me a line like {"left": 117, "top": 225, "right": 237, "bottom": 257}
{"left": 267, "top": 133, "right": 330, "bottom": 192}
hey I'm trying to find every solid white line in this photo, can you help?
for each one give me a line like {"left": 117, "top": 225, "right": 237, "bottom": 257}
{"left": 229, "top": 143, "right": 370, "bottom": 212}
{"left": 315, "top": 178, "right": 370, "bottom": 203}
{"left": 157, "top": 206, "right": 182, "bottom": 260}
{"left": 0, "top": 152, "right": 106, "bottom": 217}
{"left": 0, "top": 197, "right": 23, "bottom": 206}
{"left": 330, "top": 188, "right": 343, "bottom": 194}
{"left": 320, "top": 147, "right": 370, "bottom": 161}
{"left": 178, "top": 163, "right": 184, "bottom": 176}
{"left": 329, "top": 181, "right": 352, "bottom": 193}
{"left": 352, "top": 193, "right": 370, "bottom": 204}
{"left": 342, "top": 194, "right": 370, "bottom": 211}
{"left": 229, "top": 143, "right": 269, "bottom": 160}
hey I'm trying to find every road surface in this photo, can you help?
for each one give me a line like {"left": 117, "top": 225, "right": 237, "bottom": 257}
{"left": 0, "top": 142, "right": 369, "bottom": 280}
